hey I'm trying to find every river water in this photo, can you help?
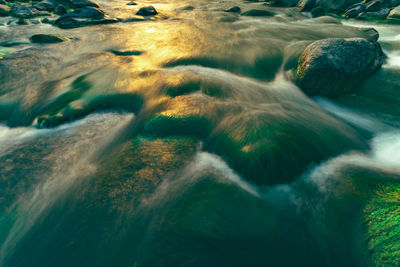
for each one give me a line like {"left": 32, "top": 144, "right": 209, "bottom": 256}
{"left": 1, "top": 0, "right": 400, "bottom": 266}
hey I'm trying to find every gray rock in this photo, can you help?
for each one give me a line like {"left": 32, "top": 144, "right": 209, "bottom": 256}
{"left": 10, "top": 5, "right": 50, "bottom": 18}
{"left": 365, "top": 0, "right": 381, "bottom": 12}
{"left": 296, "top": 38, "right": 383, "bottom": 97}
{"left": 358, "top": 8, "right": 390, "bottom": 20}
{"left": 297, "top": 0, "right": 315, "bottom": 11}
{"left": 343, "top": 3, "right": 365, "bottom": 17}
{"left": 0, "top": 4, "right": 10, "bottom": 16}
{"left": 33, "top": 0, "right": 55, "bottom": 11}
{"left": 386, "top": 6, "right": 400, "bottom": 22}
{"left": 136, "top": 6, "right": 157, "bottom": 16}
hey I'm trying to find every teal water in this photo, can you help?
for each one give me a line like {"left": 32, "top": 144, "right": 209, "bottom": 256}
{"left": 2, "top": 0, "right": 400, "bottom": 266}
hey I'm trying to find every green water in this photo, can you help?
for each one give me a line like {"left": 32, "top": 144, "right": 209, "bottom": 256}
{"left": 1, "top": 0, "right": 400, "bottom": 266}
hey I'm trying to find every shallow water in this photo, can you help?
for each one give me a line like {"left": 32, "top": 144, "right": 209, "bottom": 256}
{"left": 1, "top": 0, "right": 400, "bottom": 266}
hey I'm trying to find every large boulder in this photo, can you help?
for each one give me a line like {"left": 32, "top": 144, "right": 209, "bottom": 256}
{"left": 296, "top": 38, "right": 383, "bottom": 97}
{"left": 315, "top": 0, "right": 360, "bottom": 11}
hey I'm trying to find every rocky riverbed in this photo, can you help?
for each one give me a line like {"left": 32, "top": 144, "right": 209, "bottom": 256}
{"left": 1, "top": 0, "right": 400, "bottom": 266}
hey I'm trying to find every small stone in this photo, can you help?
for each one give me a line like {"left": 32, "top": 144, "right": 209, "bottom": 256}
{"left": 136, "top": 6, "right": 157, "bottom": 16}
{"left": 127, "top": 1, "right": 137, "bottom": 5}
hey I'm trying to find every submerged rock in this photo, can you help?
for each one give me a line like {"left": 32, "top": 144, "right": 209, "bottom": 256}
{"left": 241, "top": 9, "right": 275, "bottom": 16}
{"left": 30, "top": 34, "right": 68, "bottom": 43}
{"left": 296, "top": 38, "right": 383, "bottom": 97}
{"left": 136, "top": 6, "right": 158, "bottom": 16}
{"left": 54, "top": 6, "right": 118, "bottom": 28}
{"left": 225, "top": 6, "right": 241, "bottom": 13}
{"left": 71, "top": 0, "right": 98, "bottom": 8}
{"left": 0, "top": 4, "right": 10, "bottom": 16}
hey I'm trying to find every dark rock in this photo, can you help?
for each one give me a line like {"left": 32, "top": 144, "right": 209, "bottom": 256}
{"left": 71, "top": 0, "right": 98, "bottom": 8}
{"left": 109, "top": 50, "right": 143, "bottom": 56}
{"left": 270, "top": 0, "right": 298, "bottom": 6}
{"left": 0, "top": 4, "right": 10, "bottom": 16}
{"left": 386, "top": 6, "right": 400, "bottom": 22}
{"left": 10, "top": 5, "right": 50, "bottom": 18}
{"left": 17, "top": 17, "right": 28, "bottom": 24}
{"left": 10, "top": 5, "right": 33, "bottom": 18}
{"left": 30, "top": 34, "right": 68, "bottom": 43}
{"left": 136, "top": 6, "right": 157, "bottom": 16}
{"left": 296, "top": 38, "right": 383, "bottom": 97}
{"left": 388, "top": 0, "right": 400, "bottom": 7}
{"left": 127, "top": 1, "right": 137, "bottom": 5}
{"left": 33, "top": 0, "right": 55, "bottom": 11}
{"left": 365, "top": 0, "right": 381, "bottom": 12}
{"left": 358, "top": 8, "right": 390, "bottom": 20}
{"left": 297, "top": 0, "right": 315, "bottom": 11}
{"left": 60, "top": 6, "right": 104, "bottom": 19}
{"left": 241, "top": 9, "right": 275, "bottom": 16}
{"left": 41, "top": 17, "right": 53, "bottom": 23}
{"left": 343, "top": 3, "right": 365, "bottom": 17}
{"left": 54, "top": 16, "right": 118, "bottom": 28}
{"left": 315, "top": 0, "right": 360, "bottom": 11}
{"left": 0, "top": 0, "right": 6, "bottom": 4}
{"left": 225, "top": 6, "right": 241, "bottom": 13}
{"left": 361, "top": 27, "right": 380, "bottom": 41}
{"left": 54, "top": 4, "right": 67, "bottom": 15}
{"left": 310, "top": 6, "right": 325, "bottom": 17}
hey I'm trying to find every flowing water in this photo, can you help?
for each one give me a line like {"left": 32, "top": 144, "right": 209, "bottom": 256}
{"left": 1, "top": 0, "right": 400, "bottom": 266}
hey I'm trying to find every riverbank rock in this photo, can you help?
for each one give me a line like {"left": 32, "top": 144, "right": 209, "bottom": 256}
{"left": 315, "top": 0, "right": 360, "bottom": 11}
{"left": 296, "top": 38, "right": 383, "bottom": 97}
{"left": 54, "top": 6, "right": 118, "bottom": 28}
{"left": 0, "top": 4, "right": 10, "bottom": 16}
{"left": 386, "top": 6, "right": 400, "bottom": 22}
{"left": 343, "top": 3, "right": 365, "bottom": 18}
{"left": 297, "top": 0, "right": 315, "bottom": 11}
